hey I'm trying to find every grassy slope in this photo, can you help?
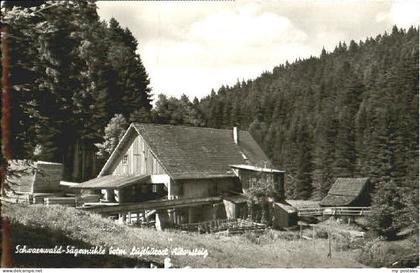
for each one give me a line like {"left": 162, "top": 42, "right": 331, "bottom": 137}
{"left": 4, "top": 204, "right": 364, "bottom": 268}
{"left": 4, "top": 222, "right": 145, "bottom": 268}
{"left": 359, "top": 235, "right": 419, "bottom": 267}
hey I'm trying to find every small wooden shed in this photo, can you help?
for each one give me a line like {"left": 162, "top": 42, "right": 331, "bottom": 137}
{"left": 7, "top": 160, "right": 63, "bottom": 194}
{"left": 223, "top": 194, "right": 248, "bottom": 219}
{"left": 320, "top": 177, "right": 370, "bottom": 207}
{"left": 272, "top": 202, "right": 298, "bottom": 228}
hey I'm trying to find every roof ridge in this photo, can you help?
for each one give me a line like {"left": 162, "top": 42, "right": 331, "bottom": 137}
{"left": 336, "top": 177, "right": 369, "bottom": 180}
{"left": 99, "top": 122, "right": 272, "bottom": 179}
{"left": 132, "top": 122, "right": 250, "bottom": 133}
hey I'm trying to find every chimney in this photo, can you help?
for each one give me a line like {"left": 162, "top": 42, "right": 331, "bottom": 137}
{"left": 233, "top": 127, "right": 239, "bottom": 144}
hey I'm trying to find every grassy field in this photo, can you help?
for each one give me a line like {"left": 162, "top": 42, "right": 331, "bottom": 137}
{"left": 3, "top": 203, "right": 365, "bottom": 268}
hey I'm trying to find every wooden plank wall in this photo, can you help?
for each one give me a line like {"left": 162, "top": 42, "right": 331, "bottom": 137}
{"left": 113, "top": 135, "right": 166, "bottom": 176}
{"left": 238, "top": 169, "right": 285, "bottom": 199}
{"left": 179, "top": 178, "right": 238, "bottom": 199}
{"left": 33, "top": 162, "right": 63, "bottom": 193}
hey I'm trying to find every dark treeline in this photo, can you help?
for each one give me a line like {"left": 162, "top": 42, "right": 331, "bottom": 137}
{"left": 2, "top": 1, "right": 152, "bottom": 180}
{"left": 197, "top": 26, "right": 419, "bottom": 200}
{"left": 153, "top": 27, "right": 419, "bottom": 238}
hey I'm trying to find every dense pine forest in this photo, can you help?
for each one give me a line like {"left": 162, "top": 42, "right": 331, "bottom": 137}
{"left": 1, "top": 1, "right": 152, "bottom": 180}
{"left": 196, "top": 26, "right": 419, "bottom": 201}
{"left": 1, "top": 1, "right": 418, "bottom": 239}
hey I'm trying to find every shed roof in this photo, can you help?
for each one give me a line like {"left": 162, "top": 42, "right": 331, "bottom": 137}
{"left": 230, "top": 164, "right": 284, "bottom": 173}
{"left": 72, "top": 174, "right": 150, "bottom": 190}
{"left": 100, "top": 123, "right": 274, "bottom": 180}
{"left": 274, "top": 202, "right": 297, "bottom": 213}
{"left": 320, "top": 177, "right": 369, "bottom": 206}
{"left": 286, "top": 199, "right": 320, "bottom": 209}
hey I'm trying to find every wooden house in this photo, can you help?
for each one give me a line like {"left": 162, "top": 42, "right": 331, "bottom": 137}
{"left": 74, "top": 123, "right": 286, "bottom": 228}
{"left": 320, "top": 177, "right": 370, "bottom": 207}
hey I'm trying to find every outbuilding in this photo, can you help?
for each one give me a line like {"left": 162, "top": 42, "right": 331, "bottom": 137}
{"left": 320, "top": 177, "right": 370, "bottom": 207}
{"left": 272, "top": 202, "right": 298, "bottom": 228}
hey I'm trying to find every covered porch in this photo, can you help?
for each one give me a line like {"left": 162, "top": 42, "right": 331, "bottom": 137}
{"left": 71, "top": 174, "right": 167, "bottom": 203}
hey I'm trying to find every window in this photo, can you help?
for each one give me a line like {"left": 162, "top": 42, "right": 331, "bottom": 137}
{"left": 175, "top": 183, "right": 184, "bottom": 196}
{"left": 122, "top": 154, "right": 128, "bottom": 165}
{"left": 249, "top": 177, "right": 257, "bottom": 188}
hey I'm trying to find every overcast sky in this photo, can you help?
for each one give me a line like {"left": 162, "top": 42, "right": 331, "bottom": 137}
{"left": 96, "top": 0, "right": 419, "bottom": 100}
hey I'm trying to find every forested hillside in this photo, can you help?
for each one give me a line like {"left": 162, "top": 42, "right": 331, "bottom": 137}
{"left": 1, "top": 1, "right": 152, "bottom": 180}
{"left": 197, "top": 26, "right": 419, "bottom": 201}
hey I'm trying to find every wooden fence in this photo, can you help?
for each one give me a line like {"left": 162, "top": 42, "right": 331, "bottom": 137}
{"left": 175, "top": 218, "right": 266, "bottom": 234}
{"left": 297, "top": 221, "right": 366, "bottom": 258}
{"left": 297, "top": 207, "right": 371, "bottom": 217}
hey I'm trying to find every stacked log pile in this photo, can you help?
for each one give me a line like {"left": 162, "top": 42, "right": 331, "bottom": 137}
{"left": 44, "top": 197, "right": 76, "bottom": 207}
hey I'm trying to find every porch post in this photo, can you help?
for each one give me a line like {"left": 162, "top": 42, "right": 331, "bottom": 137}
{"left": 188, "top": 207, "right": 193, "bottom": 224}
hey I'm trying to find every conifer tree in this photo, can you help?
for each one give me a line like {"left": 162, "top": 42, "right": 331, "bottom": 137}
{"left": 294, "top": 122, "right": 313, "bottom": 200}
{"left": 368, "top": 180, "right": 405, "bottom": 240}
{"left": 106, "top": 18, "right": 152, "bottom": 118}
{"left": 3, "top": 1, "right": 152, "bottom": 179}
{"left": 95, "top": 114, "right": 128, "bottom": 160}
{"left": 248, "top": 113, "right": 268, "bottom": 145}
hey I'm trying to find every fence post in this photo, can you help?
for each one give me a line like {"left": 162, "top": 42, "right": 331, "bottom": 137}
{"left": 299, "top": 224, "right": 303, "bottom": 239}
{"left": 327, "top": 230, "right": 332, "bottom": 258}
{"left": 164, "top": 257, "right": 172, "bottom": 268}
{"left": 312, "top": 225, "right": 315, "bottom": 240}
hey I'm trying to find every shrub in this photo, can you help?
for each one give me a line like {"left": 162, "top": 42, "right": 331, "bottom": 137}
{"left": 358, "top": 236, "right": 419, "bottom": 267}
{"left": 244, "top": 231, "right": 260, "bottom": 244}
{"left": 315, "top": 229, "right": 328, "bottom": 239}
{"left": 368, "top": 180, "right": 406, "bottom": 240}
{"left": 334, "top": 233, "right": 352, "bottom": 251}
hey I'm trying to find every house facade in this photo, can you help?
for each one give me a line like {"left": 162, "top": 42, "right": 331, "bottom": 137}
{"left": 74, "top": 123, "right": 285, "bottom": 228}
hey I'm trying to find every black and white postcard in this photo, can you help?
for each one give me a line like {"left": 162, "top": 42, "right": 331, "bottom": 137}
{"left": 0, "top": 0, "right": 418, "bottom": 271}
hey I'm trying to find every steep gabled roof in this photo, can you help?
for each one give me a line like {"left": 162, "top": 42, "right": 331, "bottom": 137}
{"left": 99, "top": 123, "right": 273, "bottom": 180}
{"left": 133, "top": 123, "right": 272, "bottom": 179}
{"left": 320, "top": 177, "right": 369, "bottom": 206}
